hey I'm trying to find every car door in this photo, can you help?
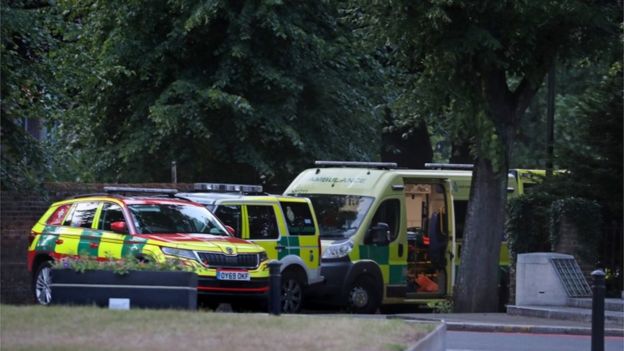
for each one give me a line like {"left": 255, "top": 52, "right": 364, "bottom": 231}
{"left": 278, "top": 200, "right": 320, "bottom": 270}
{"left": 245, "top": 204, "right": 281, "bottom": 260}
{"left": 55, "top": 201, "right": 100, "bottom": 257}
{"left": 97, "top": 201, "right": 132, "bottom": 259}
{"left": 361, "top": 198, "right": 405, "bottom": 298}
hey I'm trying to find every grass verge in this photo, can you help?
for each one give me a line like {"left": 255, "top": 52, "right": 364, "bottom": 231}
{"left": 0, "top": 305, "right": 433, "bottom": 351}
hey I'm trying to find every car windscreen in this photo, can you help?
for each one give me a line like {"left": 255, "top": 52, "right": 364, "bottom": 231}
{"left": 302, "top": 194, "right": 374, "bottom": 239}
{"left": 128, "top": 204, "right": 228, "bottom": 235}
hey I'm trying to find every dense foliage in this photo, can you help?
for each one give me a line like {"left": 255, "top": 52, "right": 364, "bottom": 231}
{"left": 506, "top": 193, "right": 556, "bottom": 256}
{"left": 0, "top": 0, "right": 63, "bottom": 190}
{"left": 51, "top": 0, "right": 384, "bottom": 186}
{"left": 556, "top": 63, "right": 623, "bottom": 220}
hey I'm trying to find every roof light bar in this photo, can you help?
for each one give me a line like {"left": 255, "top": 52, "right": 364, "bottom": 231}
{"left": 314, "top": 160, "right": 398, "bottom": 169}
{"left": 424, "top": 163, "right": 474, "bottom": 170}
{"left": 103, "top": 186, "right": 178, "bottom": 195}
{"left": 193, "top": 183, "right": 263, "bottom": 193}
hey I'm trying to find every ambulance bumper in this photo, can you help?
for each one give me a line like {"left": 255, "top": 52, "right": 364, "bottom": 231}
{"left": 197, "top": 277, "right": 269, "bottom": 298}
{"left": 306, "top": 258, "right": 351, "bottom": 305}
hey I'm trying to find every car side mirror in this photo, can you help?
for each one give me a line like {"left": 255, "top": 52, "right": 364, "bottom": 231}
{"left": 225, "top": 225, "right": 237, "bottom": 236}
{"left": 110, "top": 221, "right": 128, "bottom": 234}
{"left": 367, "top": 222, "right": 390, "bottom": 246}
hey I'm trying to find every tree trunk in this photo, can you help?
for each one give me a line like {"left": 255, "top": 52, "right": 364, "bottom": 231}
{"left": 453, "top": 155, "right": 509, "bottom": 312}
{"left": 451, "top": 65, "right": 547, "bottom": 312}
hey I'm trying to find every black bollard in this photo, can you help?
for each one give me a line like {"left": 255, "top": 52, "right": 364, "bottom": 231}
{"left": 591, "top": 269, "right": 605, "bottom": 351}
{"left": 268, "top": 260, "right": 282, "bottom": 315}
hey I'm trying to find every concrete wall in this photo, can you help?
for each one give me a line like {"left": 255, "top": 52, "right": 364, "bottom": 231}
{"left": 1, "top": 182, "right": 195, "bottom": 304}
{"left": 515, "top": 252, "right": 573, "bottom": 306}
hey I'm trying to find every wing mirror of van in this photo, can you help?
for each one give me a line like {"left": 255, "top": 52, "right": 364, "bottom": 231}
{"left": 110, "top": 221, "right": 128, "bottom": 234}
{"left": 367, "top": 222, "right": 390, "bottom": 245}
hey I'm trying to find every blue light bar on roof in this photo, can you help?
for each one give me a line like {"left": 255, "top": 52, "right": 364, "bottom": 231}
{"left": 193, "top": 183, "right": 263, "bottom": 193}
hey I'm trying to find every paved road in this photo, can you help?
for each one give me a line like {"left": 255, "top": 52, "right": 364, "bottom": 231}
{"left": 447, "top": 331, "right": 624, "bottom": 351}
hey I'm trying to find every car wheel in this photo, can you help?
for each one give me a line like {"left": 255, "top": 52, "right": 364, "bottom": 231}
{"left": 33, "top": 261, "right": 53, "bottom": 305}
{"left": 281, "top": 270, "right": 304, "bottom": 313}
{"left": 347, "top": 275, "right": 380, "bottom": 314}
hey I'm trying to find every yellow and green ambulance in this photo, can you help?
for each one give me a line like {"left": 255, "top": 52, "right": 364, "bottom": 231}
{"left": 177, "top": 184, "right": 322, "bottom": 313}
{"left": 28, "top": 187, "right": 270, "bottom": 305}
{"left": 284, "top": 161, "right": 457, "bottom": 313}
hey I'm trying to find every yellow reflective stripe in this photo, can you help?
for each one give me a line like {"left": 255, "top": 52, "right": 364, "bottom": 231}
{"left": 379, "top": 264, "right": 390, "bottom": 284}
{"left": 38, "top": 206, "right": 58, "bottom": 225}
{"left": 274, "top": 204, "right": 288, "bottom": 234}
{"left": 297, "top": 235, "right": 317, "bottom": 247}
{"left": 241, "top": 205, "right": 250, "bottom": 240}
{"left": 349, "top": 244, "right": 360, "bottom": 261}
{"left": 297, "top": 235, "right": 319, "bottom": 269}
{"left": 92, "top": 202, "right": 104, "bottom": 230}
{"left": 257, "top": 241, "right": 278, "bottom": 259}
{"left": 32, "top": 222, "right": 46, "bottom": 233}
{"left": 98, "top": 232, "right": 125, "bottom": 259}
{"left": 28, "top": 234, "right": 41, "bottom": 251}
{"left": 55, "top": 227, "right": 82, "bottom": 256}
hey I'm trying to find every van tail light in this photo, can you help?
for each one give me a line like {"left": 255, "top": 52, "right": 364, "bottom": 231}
{"left": 28, "top": 231, "right": 36, "bottom": 247}
{"left": 317, "top": 235, "right": 322, "bottom": 261}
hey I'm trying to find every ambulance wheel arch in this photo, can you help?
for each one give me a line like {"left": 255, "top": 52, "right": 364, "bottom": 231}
{"left": 342, "top": 260, "right": 383, "bottom": 314}
{"left": 278, "top": 255, "right": 310, "bottom": 283}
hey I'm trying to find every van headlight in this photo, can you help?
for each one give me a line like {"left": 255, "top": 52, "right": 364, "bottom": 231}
{"left": 322, "top": 239, "right": 354, "bottom": 259}
{"left": 258, "top": 251, "right": 268, "bottom": 263}
{"left": 161, "top": 247, "right": 197, "bottom": 261}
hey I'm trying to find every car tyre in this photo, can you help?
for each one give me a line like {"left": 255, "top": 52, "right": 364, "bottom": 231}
{"left": 33, "top": 261, "right": 53, "bottom": 306}
{"left": 281, "top": 270, "right": 304, "bottom": 313}
{"left": 347, "top": 275, "right": 380, "bottom": 314}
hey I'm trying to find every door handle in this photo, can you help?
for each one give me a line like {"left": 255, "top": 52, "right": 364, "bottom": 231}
{"left": 398, "top": 244, "right": 404, "bottom": 257}
{"left": 55, "top": 239, "right": 64, "bottom": 245}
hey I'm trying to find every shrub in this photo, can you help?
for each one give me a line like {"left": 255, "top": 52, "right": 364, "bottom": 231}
{"left": 53, "top": 256, "right": 193, "bottom": 275}
{"left": 506, "top": 192, "right": 557, "bottom": 256}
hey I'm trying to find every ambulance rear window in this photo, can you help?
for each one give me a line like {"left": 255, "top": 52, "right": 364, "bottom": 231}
{"left": 47, "top": 204, "right": 71, "bottom": 225}
{"left": 280, "top": 202, "right": 316, "bottom": 236}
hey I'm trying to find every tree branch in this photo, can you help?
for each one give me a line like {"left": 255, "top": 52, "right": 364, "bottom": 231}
{"left": 513, "top": 26, "right": 562, "bottom": 118}
{"left": 14, "top": 0, "right": 51, "bottom": 10}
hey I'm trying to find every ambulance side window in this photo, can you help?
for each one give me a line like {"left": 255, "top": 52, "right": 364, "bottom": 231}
{"left": 279, "top": 201, "right": 316, "bottom": 235}
{"left": 98, "top": 203, "right": 126, "bottom": 231}
{"left": 369, "top": 199, "right": 400, "bottom": 243}
{"left": 61, "top": 205, "right": 76, "bottom": 227}
{"left": 248, "top": 205, "right": 279, "bottom": 240}
{"left": 67, "top": 202, "right": 99, "bottom": 229}
{"left": 214, "top": 205, "right": 242, "bottom": 238}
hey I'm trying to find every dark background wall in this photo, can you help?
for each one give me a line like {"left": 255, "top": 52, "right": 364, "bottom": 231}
{"left": 1, "top": 182, "right": 195, "bottom": 304}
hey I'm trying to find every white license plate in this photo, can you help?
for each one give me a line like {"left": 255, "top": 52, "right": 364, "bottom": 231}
{"left": 217, "top": 270, "right": 250, "bottom": 281}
